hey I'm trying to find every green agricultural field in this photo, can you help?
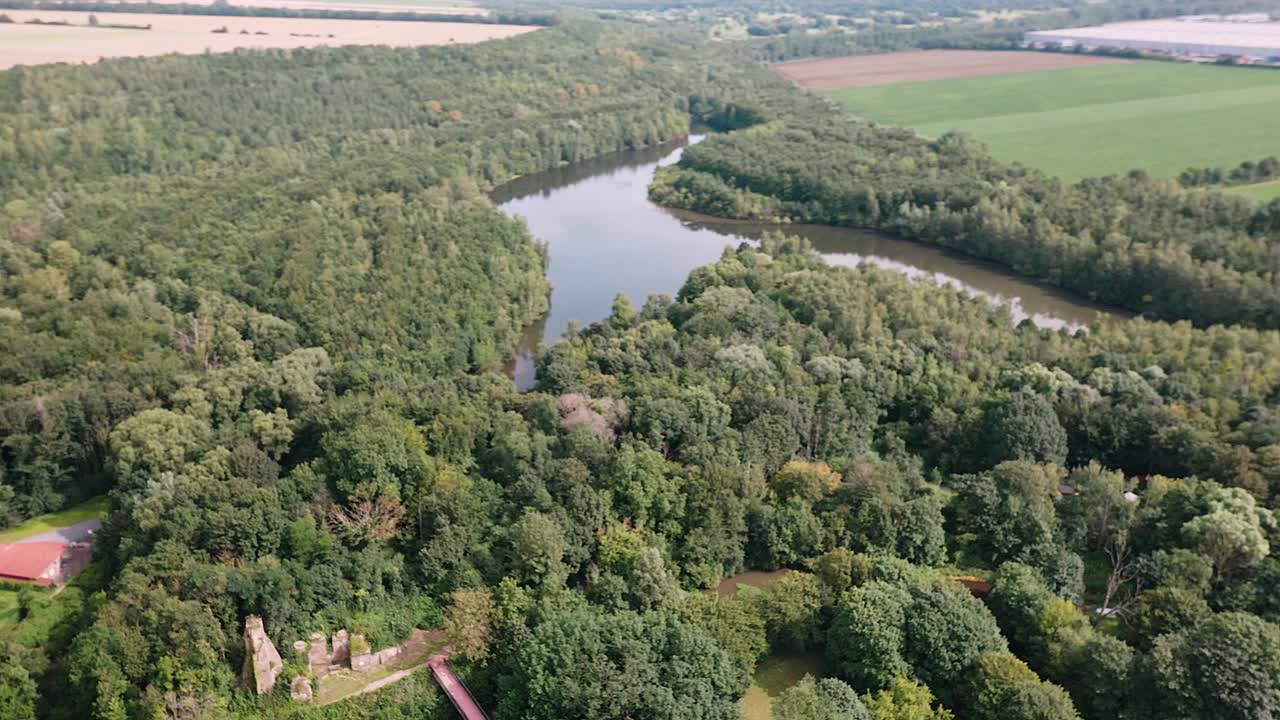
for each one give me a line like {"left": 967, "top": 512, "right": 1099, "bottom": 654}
{"left": 1229, "top": 179, "right": 1280, "bottom": 203}
{"left": 826, "top": 62, "right": 1280, "bottom": 181}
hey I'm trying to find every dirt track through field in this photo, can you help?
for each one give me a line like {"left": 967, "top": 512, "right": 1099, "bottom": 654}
{"left": 774, "top": 50, "right": 1130, "bottom": 90}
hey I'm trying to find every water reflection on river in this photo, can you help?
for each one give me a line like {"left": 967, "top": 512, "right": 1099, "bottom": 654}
{"left": 494, "top": 136, "right": 1125, "bottom": 390}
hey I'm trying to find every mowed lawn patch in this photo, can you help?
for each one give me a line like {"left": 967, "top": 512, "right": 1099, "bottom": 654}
{"left": 0, "top": 590, "right": 18, "bottom": 632}
{"left": 0, "top": 495, "right": 107, "bottom": 544}
{"left": 1229, "top": 179, "right": 1280, "bottom": 203}
{"left": 823, "top": 60, "right": 1280, "bottom": 180}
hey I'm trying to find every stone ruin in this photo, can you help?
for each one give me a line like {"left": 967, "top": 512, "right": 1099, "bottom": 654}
{"left": 242, "top": 616, "right": 284, "bottom": 695}
{"left": 306, "top": 629, "right": 406, "bottom": 675}
{"left": 306, "top": 629, "right": 354, "bottom": 678}
{"left": 308, "top": 633, "right": 331, "bottom": 678}
{"left": 243, "top": 618, "right": 416, "bottom": 703}
{"left": 232, "top": 623, "right": 425, "bottom": 704}
{"left": 290, "top": 675, "right": 313, "bottom": 702}
{"left": 351, "top": 641, "right": 402, "bottom": 672}
{"left": 332, "top": 629, "right": 350, "bottom": 666}
{"left": 240, "top": 614, "right": 435, "bottom": 702}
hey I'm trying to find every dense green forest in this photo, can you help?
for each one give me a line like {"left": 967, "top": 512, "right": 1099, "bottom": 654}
{"left": 535, "top": 237, "right": 1280, "bottom": 720}
{"left": 0, "top": 21, "right": 720, "bottom": 518}
{"left": 1, "top": 8, "right": 1278, "bottom": 720}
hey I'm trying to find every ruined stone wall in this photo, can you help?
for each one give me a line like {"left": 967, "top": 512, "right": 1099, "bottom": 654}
{"left": 242, "top": 616, "right": 284, "bottom": 694}
{"left": 350, "top": 647, "right": 376, "bottom": 672}
{"left": 308, "top": 633, "right": 331, "bottom": 678}
{"left": 297, "top": 627, "right": 413, "bottom": 680}
{"left": 349, "top": 634, "right": 404, "bottom": 673}
{"left": 331, "top": 629, "right": 350, "bottom": 666}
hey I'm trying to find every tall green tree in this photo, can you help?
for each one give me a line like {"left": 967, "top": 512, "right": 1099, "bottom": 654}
{"left": 495, "top": 607, "right": 748, "bottom": 720}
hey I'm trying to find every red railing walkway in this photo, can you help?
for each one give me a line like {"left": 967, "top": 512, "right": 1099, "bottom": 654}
{"left": 428, "top": 652, "right": 489, "bottom": 720}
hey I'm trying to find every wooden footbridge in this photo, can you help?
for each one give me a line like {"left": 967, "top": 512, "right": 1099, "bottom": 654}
{"left": 428, "top": 652, "right": 489, "bottom": 720}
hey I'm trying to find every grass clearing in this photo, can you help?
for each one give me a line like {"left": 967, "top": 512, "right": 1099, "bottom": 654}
{"left": 824, "top": 60, "right": 1280, "bottom": 180}
{"left": 741, "top": 653, "right": 825, "bottom": 720}
{"left": 314, "top": 628, "right": 445, "bottom": 705}
{"left": 0, "top": 496, "right": 107, "bottom": 543}
{"left": 1229, "top": 179, "right": 1280, "bottom": 203}
{"left": 0, "top": 590, "right": 19, "bottom": 632}
{"left": 1082, "top": 550, "right": 1111, "bottom": 606}
{"left": 316, "top": 670, "right": 370, "bottom": 704}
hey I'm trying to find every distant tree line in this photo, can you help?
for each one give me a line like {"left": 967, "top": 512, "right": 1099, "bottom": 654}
{"left": 1180, "top": 155, "right": 1280, "bottom": 189}
{"left": 530, "top": 0, "right": 1072, "bottom": 19}
{"left": 733, "top": 0, "right": 1280, "bottom": 61}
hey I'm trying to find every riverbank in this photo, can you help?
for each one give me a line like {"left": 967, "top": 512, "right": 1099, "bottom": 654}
{"left": 660, "top": 204, "right": 1132, "bottom": 331}
{"left": 495, "top": 132, "right": 1131, "bottom": 390}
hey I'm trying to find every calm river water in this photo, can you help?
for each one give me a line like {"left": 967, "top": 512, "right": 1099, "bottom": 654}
{"left": 494, "top": 136, "right": 1124, "bottom": 389}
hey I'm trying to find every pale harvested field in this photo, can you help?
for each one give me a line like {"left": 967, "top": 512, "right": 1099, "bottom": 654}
{"left": 774, "top": 49, "right": 1130, "bottom": 90}
{"left": 159, "top": 0, "right": 488, "bottom": 15}
{"left": 0, "top": 10, "right": 535, "bottom": 69}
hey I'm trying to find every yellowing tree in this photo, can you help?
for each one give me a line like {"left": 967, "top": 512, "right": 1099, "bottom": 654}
{"left": 773, "top": 460, "right": 841, "bottom": 503}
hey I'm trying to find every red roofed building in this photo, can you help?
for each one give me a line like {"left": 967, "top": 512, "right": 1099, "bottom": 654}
{"left": 0, "top": 542, "right": 72, "bottom": 585}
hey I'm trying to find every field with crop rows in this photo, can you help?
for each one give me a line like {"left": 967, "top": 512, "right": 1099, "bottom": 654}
{"left": 815, "top": 56, "right": 1280, "bottom": 181}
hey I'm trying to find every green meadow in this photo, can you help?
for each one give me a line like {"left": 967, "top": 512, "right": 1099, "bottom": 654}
{"left": 0, "top": 590, "right": 18, "bottom": 632}
{"left": 741, "top": 654, "right": 826, "bottom": 720}
{"left": 0, "top": 495, "right": 107, "bottom": 543}
{"left": 1229, "top": 179, "right": 1280, "bottom": 202}
{"left": 825, "top": 61, "right": 1280, "bottom": 181}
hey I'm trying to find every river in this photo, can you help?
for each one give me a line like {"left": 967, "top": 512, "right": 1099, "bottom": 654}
{"left": 494, "top": 136, "right": 1124, "bottom": 390}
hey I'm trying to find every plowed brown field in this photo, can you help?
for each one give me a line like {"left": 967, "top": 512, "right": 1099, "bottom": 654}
{"left": 774, "top": 49, "right": 1130, "bottom": 90}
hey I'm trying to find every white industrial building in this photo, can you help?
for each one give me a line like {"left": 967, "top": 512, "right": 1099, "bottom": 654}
{"left": 1026, "top": 19, "right": 1280, "bottom": 60}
